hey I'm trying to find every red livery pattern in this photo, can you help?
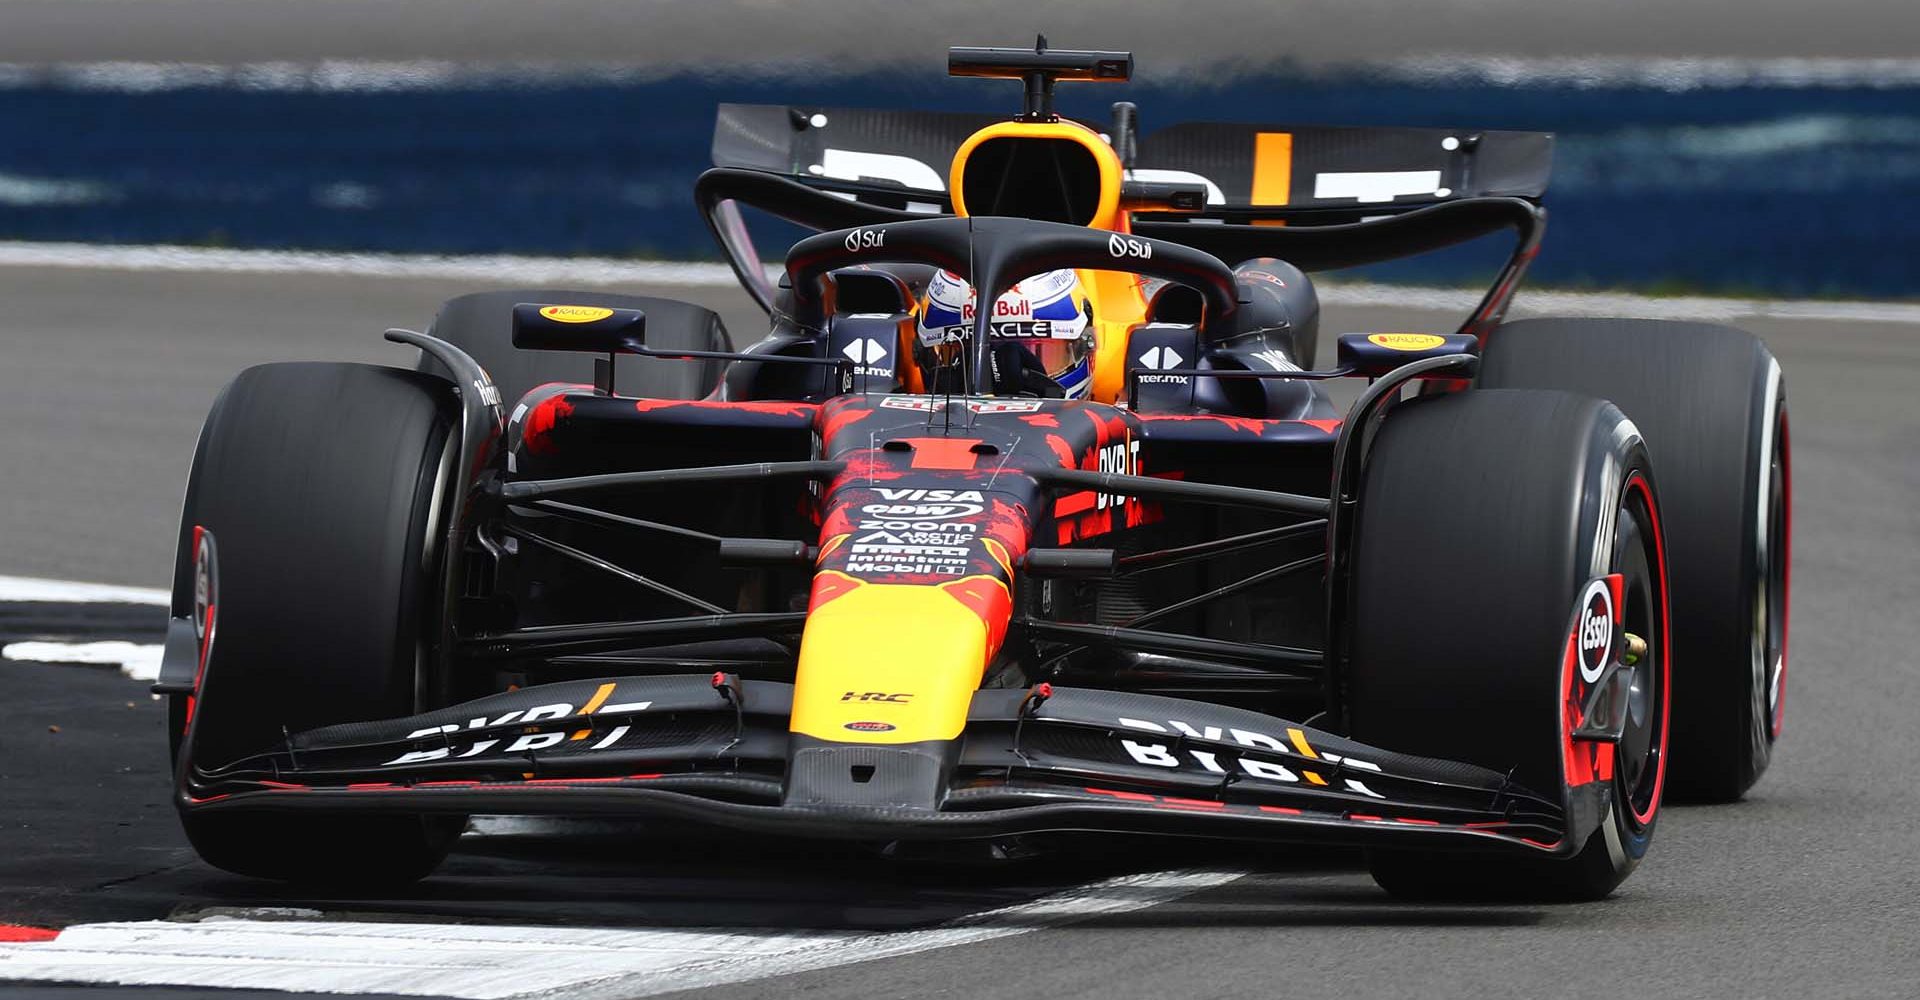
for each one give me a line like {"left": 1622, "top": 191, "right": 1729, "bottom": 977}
{"left": 519, "top": 392, "right": 575, "bottom": 456}
{"left": 806, "top": 396, "right": 1169, "bottom": 586}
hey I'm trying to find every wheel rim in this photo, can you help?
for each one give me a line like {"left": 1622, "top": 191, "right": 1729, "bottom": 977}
{"left": 1760, "top": 408, "right": 1791, "bottom": 741}
{"left": 1616, "top": 475, "right": 1670, "bottom": 830}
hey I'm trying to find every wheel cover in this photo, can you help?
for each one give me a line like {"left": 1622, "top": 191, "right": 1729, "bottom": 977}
{"left": 1760, "top": 408, "right": 1791, "bottom": 741}
{"left": 1617, "top": 474, "right": 1671, "bottom": 830}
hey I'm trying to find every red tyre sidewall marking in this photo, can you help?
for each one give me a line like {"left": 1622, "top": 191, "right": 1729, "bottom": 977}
{"left": 1627, "top": 472, "right": 1673, "bottom": 829}
{"left": 183, "top": 525, "right": 217, "bottom": 733}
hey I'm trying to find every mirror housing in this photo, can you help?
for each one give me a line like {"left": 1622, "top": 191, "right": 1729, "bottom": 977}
{"left": 1120, "top": 180, "right": 1207, "bottom": 213}
{"left": 1336, "top": 332, "right": 1477, "bottom": 377}
{"left": 511, "top": 303, "right": 647, "bottom": 353}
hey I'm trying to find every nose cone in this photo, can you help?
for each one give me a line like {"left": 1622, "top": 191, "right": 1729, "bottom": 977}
{"left": 789, "top": 574, "right": 1010, "bottom": 745}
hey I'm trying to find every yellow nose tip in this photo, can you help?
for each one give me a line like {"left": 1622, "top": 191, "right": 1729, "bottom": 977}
{"left": 790, "top": 579, "right": 1003, "bottom": 744}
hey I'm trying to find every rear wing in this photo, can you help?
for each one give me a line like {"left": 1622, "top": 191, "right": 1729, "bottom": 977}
{"left": 713, "top": 103, "right": 1551, "bottom": 218}
{"left": 699, "top": 103, "right": 1551, "bottom": 338}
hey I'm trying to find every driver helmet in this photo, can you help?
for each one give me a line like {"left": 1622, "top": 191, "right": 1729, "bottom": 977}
{"left": 915, "top": 268, "right": 1093, "bottom": 398}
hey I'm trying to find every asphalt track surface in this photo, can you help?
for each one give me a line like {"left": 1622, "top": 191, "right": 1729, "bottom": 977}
{"left": 3, "top": 263, "right": 1919, "bottom": 998}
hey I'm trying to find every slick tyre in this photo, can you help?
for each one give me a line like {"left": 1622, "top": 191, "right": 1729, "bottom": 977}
{"left": 169, "top": 362, "right": 463, "bottom": 885}
{"left": 1479, "top": 319, "right": 1788, "bottom": 801}
{"left": 419, "top": 289, "right": 733, "bottom": 406}
{"left": 1349, "top": 389, "right": 1672, "bottom": 901}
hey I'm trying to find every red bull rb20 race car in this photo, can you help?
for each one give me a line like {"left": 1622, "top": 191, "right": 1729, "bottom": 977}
{"left": 158, "top": 44, "right": 1791, "bottom": 900}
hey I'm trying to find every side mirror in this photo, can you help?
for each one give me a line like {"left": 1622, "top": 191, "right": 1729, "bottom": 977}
{"left": 511, "top": 303, "right": 647, "bottom": 353}
{"left": 1120, "top": 180, "right": 1207, "bottom": 213}
{"left": 1336, "top": 332, "right": 1477, "bottom": 377}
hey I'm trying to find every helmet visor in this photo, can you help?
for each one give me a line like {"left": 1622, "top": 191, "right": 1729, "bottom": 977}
{"left": 1020, "top": 335, "right": 1088, "bottom": 379}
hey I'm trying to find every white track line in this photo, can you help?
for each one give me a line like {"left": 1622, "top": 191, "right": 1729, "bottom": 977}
{"left": 1379, "top": 54, "right": 1920, "bottom": 90}
{"left": 1323, "top": 281, "right": 1920, "bottom": 325}
{"left": 0, "top": 868, "right": 1243, "bottom": 999}
{"left": 3, "top": 57, "right": 1919, "bottom": 92}
{"left": 0, "top": 241, "right": 742, "bottom": 287}
{"left": 0, "top": 575, "right": 167, "bottom": 680}
{"left": 0, "top": 574, "right": 168, "bottom": 605}
{"left": 1, "top": 641, "right": 163, "bottom": 680}
{"left": 3, "top": 241, "right": 1915, "bottom": 326}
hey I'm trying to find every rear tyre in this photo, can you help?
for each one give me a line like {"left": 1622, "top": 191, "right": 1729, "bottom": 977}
{"left": 170, "top": 362, "right": 463, "bottom": 885}
{"left": 1479, "top": 318, "right": 1788, "bottom": 802}
{"left": 419, "top": 289, "right": 733, "bottom": 406}
{"left": 1349, "top": 389, "right": 1671, "bottom": 901}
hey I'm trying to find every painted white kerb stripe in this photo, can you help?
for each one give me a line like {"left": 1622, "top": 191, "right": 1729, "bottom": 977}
{"left": 4, "top": 241, "right": 1918, "bottom": 326}
{"left": 0, "top": 869, "right": 1244, "bottom": 999}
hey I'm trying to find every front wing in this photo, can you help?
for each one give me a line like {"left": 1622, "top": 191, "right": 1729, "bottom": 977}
{"left": 181, "top": 675, "right": 1570, "bottom": 855}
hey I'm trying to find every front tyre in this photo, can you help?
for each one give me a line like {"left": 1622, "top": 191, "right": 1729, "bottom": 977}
{"left": 169, "top": 362, "right": 463, "bottom": 885}
{"left": 1348, "top": 389, "right": 1672, "bottom": 901}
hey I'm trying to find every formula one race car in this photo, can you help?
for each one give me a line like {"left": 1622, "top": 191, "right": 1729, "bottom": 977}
{"left": 158, "top": 44, "right": 1790, "bottom": 901}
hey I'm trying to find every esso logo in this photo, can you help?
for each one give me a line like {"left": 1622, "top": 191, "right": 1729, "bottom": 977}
{"left": 844, "top": 228, "right": 887, "bottom": 252}
{"left": 1577, "top": 579, "right": 1616, "bottom": 683}
{"left": 1108, "top": 233, "right": 1154, "bottom": 260}
{"left": 844, "top": 720, "right": 896, "bottom": 733}
{"left": 191, "top": 528, "right": 215, "bottom": 641}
